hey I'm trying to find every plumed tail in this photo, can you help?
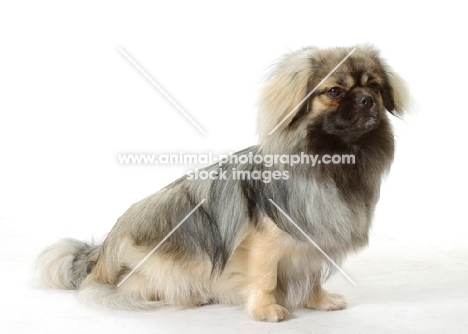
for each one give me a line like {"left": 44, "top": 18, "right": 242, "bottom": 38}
{"left": 36, "top": 238, "right": 100, "bottom": 290}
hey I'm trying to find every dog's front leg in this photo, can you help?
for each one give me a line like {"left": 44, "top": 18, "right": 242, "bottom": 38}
{"left": 243, "top": 222, "right": 288, "bottom": 322}
{"left": 305, "top": 284, "right": 347, "bottom": 311}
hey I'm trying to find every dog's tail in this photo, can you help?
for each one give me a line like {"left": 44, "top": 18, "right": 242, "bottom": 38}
{"left": 36, "top": 238, "right": 100, "bottom": 290}
{"left": 36, "top": 238, "right": 164, "bottom": 310}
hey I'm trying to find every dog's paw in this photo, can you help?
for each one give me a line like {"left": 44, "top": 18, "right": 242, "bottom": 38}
{"left": 306, "top": 290, "right": 347, "bottom": 311}
{"left": 248, "top": 303, "right": 288, "bottom": 322}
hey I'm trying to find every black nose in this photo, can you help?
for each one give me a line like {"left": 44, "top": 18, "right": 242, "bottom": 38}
{"left": 358, "top": 94, "right": 374, "bottom": 106}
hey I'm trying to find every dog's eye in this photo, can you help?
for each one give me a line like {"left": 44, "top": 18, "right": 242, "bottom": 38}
{"left": 327, "top": 87, "right": 344, "bottom": 99}
{"left": 368, "top": 82, "right": 381, "bottom": 93}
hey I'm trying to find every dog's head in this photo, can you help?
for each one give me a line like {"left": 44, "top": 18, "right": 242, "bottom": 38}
{"left": 258, "top": 45, "right": 408, "bottom": 145}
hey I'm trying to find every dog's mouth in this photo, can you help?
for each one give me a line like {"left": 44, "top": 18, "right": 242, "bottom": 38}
{"left": 349, "top": 113, "right": 380, "bottom": 131}
{"left": 323, "top": 110, "right": 381, "bottom": 137}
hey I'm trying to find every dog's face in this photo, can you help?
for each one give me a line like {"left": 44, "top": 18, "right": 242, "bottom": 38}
{"left": 257, "top": 45, "right": 408, "bottom": 145}
{"left": 313, "top": 65, "right": 392, "bottom": 136}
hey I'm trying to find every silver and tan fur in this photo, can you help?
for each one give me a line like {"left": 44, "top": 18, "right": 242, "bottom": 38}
{"left": 37, "top": 45, "right": 408, "bottom": 321}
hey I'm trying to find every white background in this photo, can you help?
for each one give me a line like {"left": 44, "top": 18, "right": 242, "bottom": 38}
{"left": 1, "top": 1, "right": 467, "bottom": 333}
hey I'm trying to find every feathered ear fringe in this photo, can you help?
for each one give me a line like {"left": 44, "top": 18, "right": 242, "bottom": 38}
{"left": 386, "top": 70, "right": 410, "bottom": 116}
{"left": 256, "top": 48, "right": 316, "bottom": 141}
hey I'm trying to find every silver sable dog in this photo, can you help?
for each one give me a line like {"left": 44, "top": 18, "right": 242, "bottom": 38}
{"left": 38, "top": 45, "right": 408, "bottom": 322}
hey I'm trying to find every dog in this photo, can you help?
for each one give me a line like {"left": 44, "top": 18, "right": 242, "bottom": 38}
{"left": 37, "top": 44, "right": 408, "bottom": 321}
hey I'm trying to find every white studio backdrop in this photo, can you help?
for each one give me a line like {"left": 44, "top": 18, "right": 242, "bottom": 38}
{"left": 1, "top": 1, "right": 467, "bottom": 333}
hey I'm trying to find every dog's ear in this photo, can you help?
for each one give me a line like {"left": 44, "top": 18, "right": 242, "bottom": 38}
{"left": 381, "top": 68, "right": 409, "bottom": 117}
{"left": 257, "top": 49, "right": 314, "bottom": 140}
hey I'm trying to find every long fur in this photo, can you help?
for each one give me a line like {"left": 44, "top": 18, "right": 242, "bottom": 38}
{"left": 36, "top": 44, "right": 408, "bottom": 321}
